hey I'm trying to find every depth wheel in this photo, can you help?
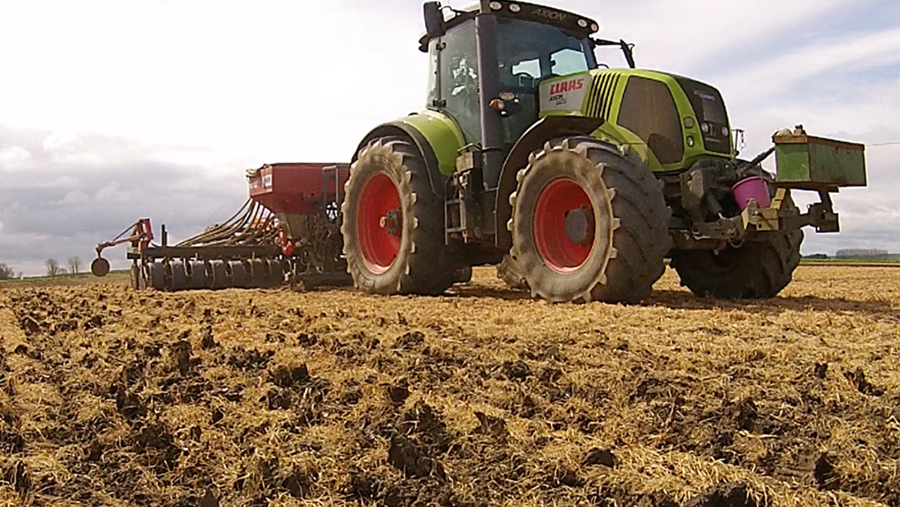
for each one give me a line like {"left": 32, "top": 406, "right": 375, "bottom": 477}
{"left": 342, "top": 136, "right": 454, "bottom": 295}
{"left": 670, "top": 206, "right": 803, "bottom": 299}
{"left": 510, "top": 138, "right": 670, "bottom": 303}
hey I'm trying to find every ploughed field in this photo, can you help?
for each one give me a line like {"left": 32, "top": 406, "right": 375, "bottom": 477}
{"left": 1, "top": 266, "right": 899, "bottom": 507}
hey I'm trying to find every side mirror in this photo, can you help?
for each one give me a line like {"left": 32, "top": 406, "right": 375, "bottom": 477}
{"left": 424, "top": 2, "right": 446, "bottom": 38}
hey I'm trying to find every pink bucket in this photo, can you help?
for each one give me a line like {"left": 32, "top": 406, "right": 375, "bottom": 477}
{"left": 732, "top": 176, "right": 771, "bottom": 210}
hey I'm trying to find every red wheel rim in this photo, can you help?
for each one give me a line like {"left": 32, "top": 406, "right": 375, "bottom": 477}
{"left": 356, "top": 172, "right": 402, "bottom": 274}
{"left": 533, "top": 178, "right": 594, "bottom": 273}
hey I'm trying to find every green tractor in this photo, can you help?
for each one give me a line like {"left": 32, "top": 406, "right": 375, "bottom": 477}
{"left": 341, "top": 0, "right": 866, "bottom": 303}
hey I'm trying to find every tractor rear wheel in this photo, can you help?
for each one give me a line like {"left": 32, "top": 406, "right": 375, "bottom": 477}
{"left": 510, "top": 137, "right": 670, "bottom": 303}
{"left": 670, "top": 220, "right": 803, "bottom": 299}
{"left": 342, "top": 137, "right": 455, "bottom": 295}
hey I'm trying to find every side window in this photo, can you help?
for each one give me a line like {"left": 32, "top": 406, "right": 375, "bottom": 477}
{"left": 617, "top": 77, "right": 684, "bottom": 165}
{"left": 511, "top": 59, "right": 540, "bottom": 79}
{"left": 426, "top": 39, "right": 439, "bottom": 108}
{"left": 439, "top": 22, "right": 481, "bottom": 144}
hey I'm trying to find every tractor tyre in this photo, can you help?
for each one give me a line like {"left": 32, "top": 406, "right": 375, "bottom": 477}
{"left": 454, "top": 266, "right": 473, "bottom": 284}
{"left": 670, "top": 210, "right": 803, "bottom": 299}
{"left": 496, "top": 254, "right": 528, "bottom": 290}
{"left": 342, "top": 136, "right": 455, "bottom": 295}
{"left": 510, "top": 137, "right": 671, "bottom": 303}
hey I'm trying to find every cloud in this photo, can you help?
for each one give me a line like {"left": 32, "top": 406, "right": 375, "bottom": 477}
{"left": 0, "top": 146, "right": 33, "bottom": 169}
{"left": 0, "top": 127, "right": 249, "bottom": 276}
{"left": 43, "top": 132, "right": 83, "bottom": 154}
{"left": 59, "top": 190, "right": 90, "bottom": 205}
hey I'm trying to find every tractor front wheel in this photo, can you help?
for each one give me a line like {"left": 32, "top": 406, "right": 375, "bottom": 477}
{"left": 342, "top": 137, "right": 455, "bottom": 295}
{"left": 670, "top": 224, "right": 803, "bottom": 299}
{"left": 509, "top": 137, "right": 671, "bottom": 303}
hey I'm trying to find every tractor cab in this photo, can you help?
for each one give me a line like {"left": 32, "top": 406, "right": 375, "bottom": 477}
{"left": 419, "top": 1, "right": 644, "bottom": 186}
{"left": 421, "top": 2, "right": 605, "bottom": 151}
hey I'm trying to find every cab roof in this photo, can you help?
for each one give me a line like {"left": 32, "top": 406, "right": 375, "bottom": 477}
{"left": 418, "top": 1, "right": 600, "bottom": 52}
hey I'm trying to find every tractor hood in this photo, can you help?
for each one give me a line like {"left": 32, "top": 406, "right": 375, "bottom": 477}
{"left": 537, "top": 69, "right": 734, "bottom": 171}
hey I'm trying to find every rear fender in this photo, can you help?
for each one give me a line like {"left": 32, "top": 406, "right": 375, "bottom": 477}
{"left": 354, "top": 110, "right": 466, "bottom": 200}
{"left": 494, "top": 116, "right": 605, "bottom": 250}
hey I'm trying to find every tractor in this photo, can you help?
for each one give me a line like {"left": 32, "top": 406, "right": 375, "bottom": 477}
{"left": 340, "top": 0, "right": 866, "bottom": 302}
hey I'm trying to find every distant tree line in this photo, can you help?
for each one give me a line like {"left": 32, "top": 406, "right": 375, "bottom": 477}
{"left": 0, "top": 263, "right": 18, "bottom": 280}
{"left": 44, "top": 257, "right": 83, "bottom": 277}
{"left": 836, "top": 249, "right": 890, "bottom": 259}
{"left": 0, "top": 257, "right": 86, "bottom": 280}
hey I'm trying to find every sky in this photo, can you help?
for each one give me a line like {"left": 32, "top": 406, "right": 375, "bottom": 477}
{"left": 1, "top": 0, "right": 898, "bottom": 276}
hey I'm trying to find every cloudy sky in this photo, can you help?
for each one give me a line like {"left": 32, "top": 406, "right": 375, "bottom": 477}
{"left": 1, "top": 0, "right": 898, "bottom": 276}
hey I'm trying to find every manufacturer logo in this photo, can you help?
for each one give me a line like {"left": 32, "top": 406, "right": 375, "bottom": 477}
{"left": 532, "top": 8, "right": 567, "bottom": 21}
{"left": 548, "top": 78, "right": 585, "bottom": 96}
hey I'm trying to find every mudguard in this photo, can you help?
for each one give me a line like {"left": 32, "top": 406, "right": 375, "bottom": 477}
{"left": 353, "top": 110, "right": 466, "bottom": 200}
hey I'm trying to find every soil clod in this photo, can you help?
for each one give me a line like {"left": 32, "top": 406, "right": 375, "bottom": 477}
{"left": 814, "top": 454, "right": 838, "bottom": 490}
{"left": 388, "top": 435, "right": 444, "bottom": 479}
{"left": 813, "top": 362, "right": 828, "bottom": 379}
{"left": 684, "top": 483, "right": 758, "bottom": 507}
{"left": 171, "top": 339, "right": 193, "bottom": 375}
{"left": 396, "top": 331, "right": 424, "bottom": 349}
{"left": 201, "top": 326, "right": 217, "bottom": 349}
{"left": 583, "top": 448, "right": 617, "bottom": 468}
{"left": 503, "top": 360, "right": 531, "bottom": 380}
{"left": 389, "top": 384, "right": 410, "bottom": 404}
{"left": 844, "top": 367, "right": 885, "bottom": 396}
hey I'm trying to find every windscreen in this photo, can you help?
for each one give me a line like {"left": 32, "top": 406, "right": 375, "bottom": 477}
{"left": 496, "top": 19, "right": 594, "bottom": 143}
{"left": 497, "top": 19, "right": 594, "bottom": 86}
